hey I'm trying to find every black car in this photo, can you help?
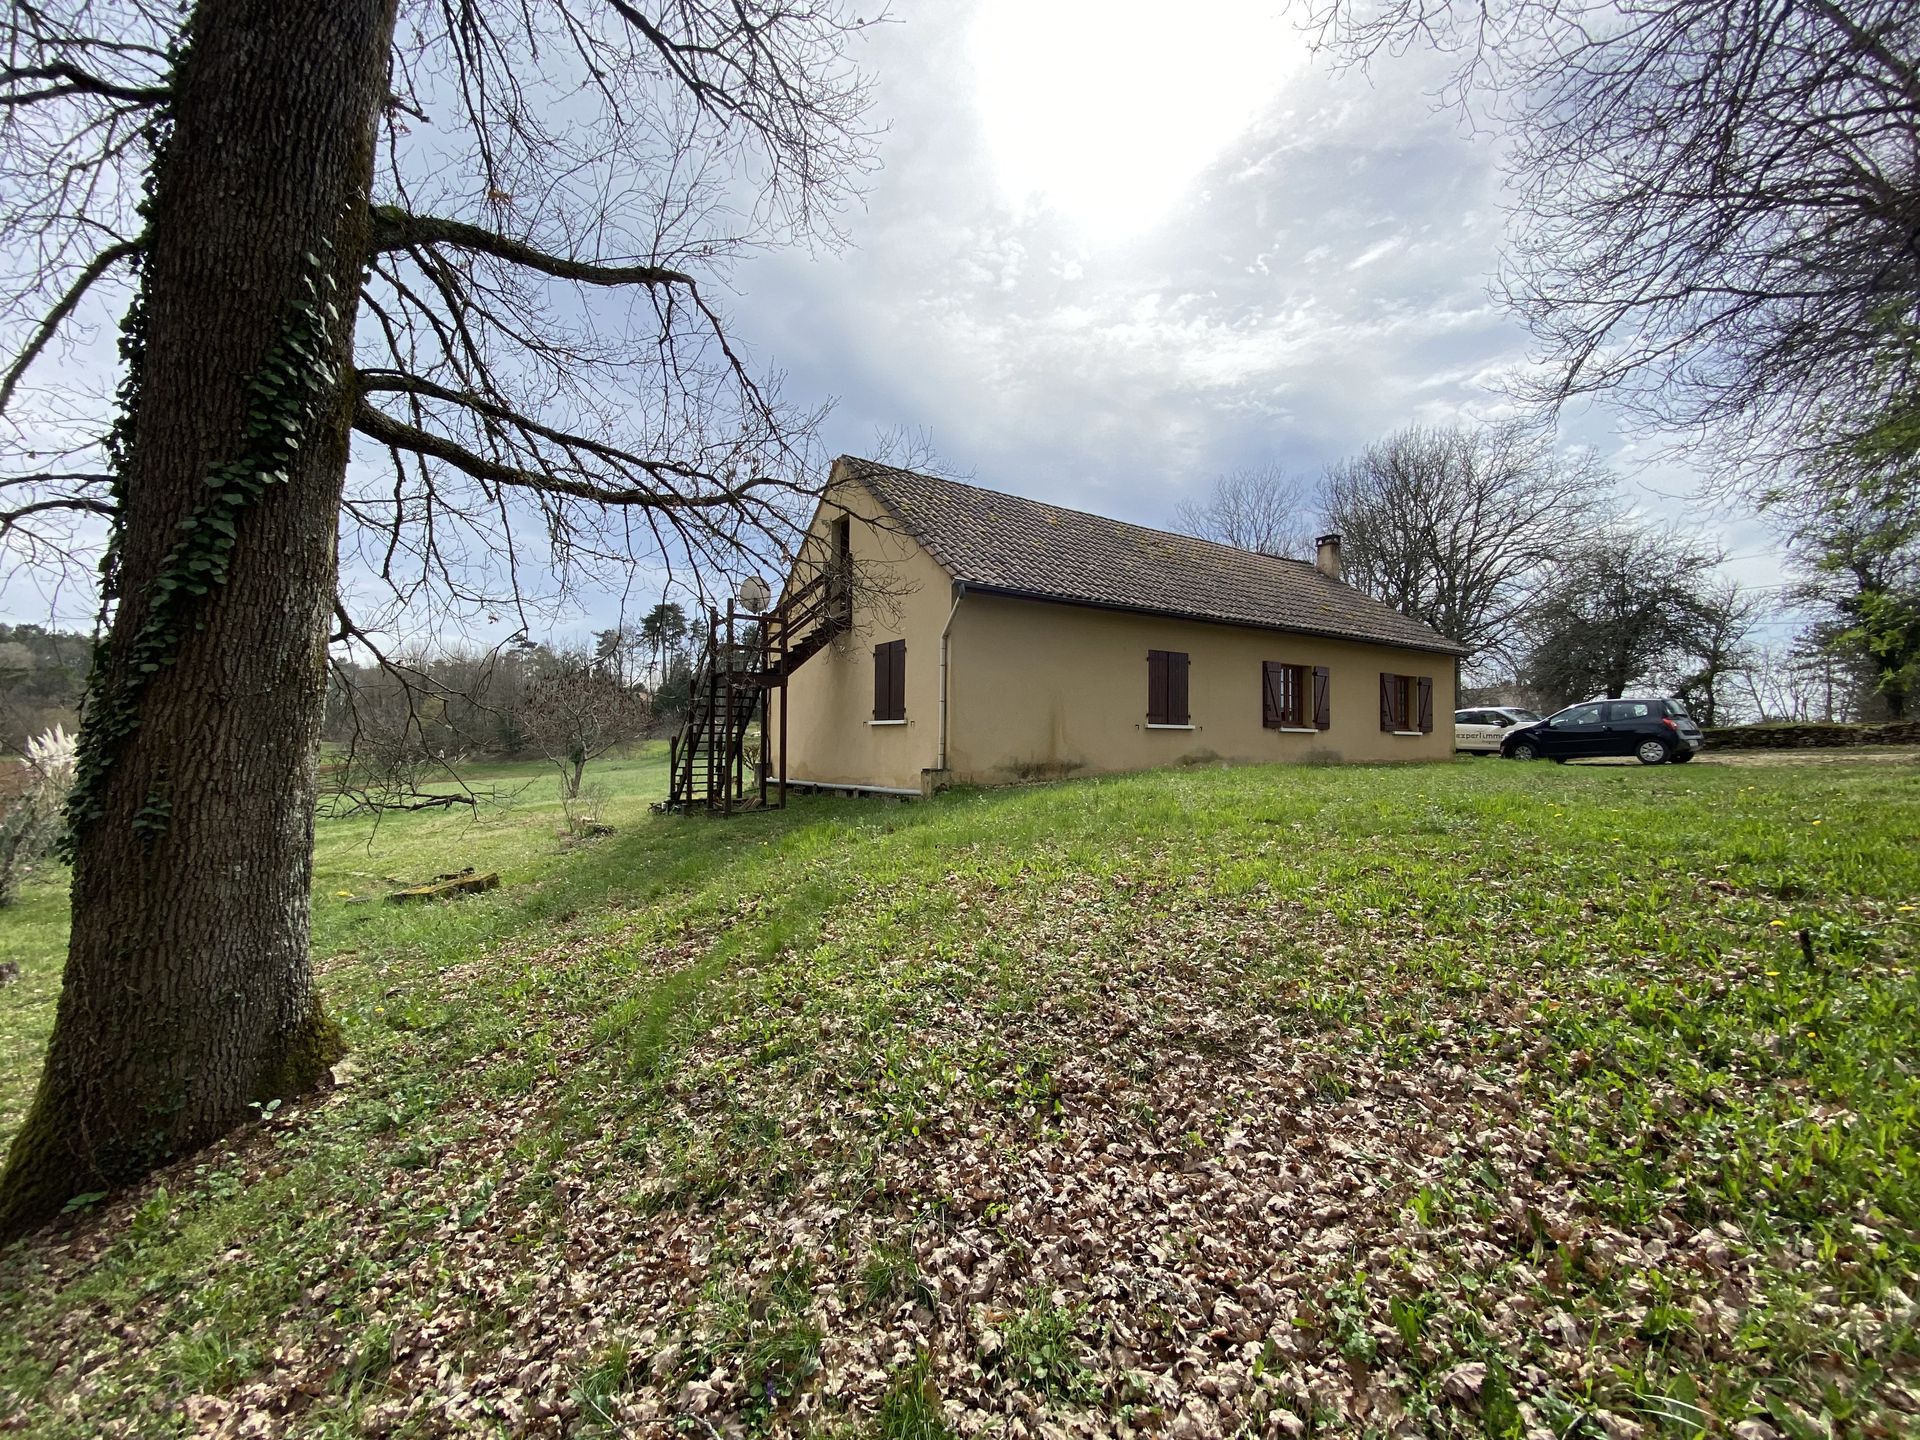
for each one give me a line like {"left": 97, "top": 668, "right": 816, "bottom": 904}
{"left": 1500, "top": 696, "right": 1706, "bottom": 765}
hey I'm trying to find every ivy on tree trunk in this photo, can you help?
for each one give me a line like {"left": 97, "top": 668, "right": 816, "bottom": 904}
{"left": 0, "top": 0, "right": 401, "bottom": 1238}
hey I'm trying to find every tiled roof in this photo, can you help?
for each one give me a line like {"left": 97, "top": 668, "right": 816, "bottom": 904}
{"left": 843, "top": 457, "right": 1467, "bottom": 656}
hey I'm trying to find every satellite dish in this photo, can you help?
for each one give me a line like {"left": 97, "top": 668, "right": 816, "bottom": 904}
{"left": 737, "top": 575, "right": 771, "bottom": 613}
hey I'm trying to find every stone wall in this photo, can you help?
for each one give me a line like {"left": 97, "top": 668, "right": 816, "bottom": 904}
{"left": 1705, "top": 720, "right": 1920, "bottom": 749}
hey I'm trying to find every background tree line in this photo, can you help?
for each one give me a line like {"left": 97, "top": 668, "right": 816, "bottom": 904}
{"left": 320, "top": 603, "right": 698, "bottom": 810}
{"left": 0, "top": 624, "right": 90, "bottom": 752}
{"left": 1173, "top": 421, "right": 1906, "bottom": 722}
{"left": 0, "top": 600, "right": 703, "bottom": 798}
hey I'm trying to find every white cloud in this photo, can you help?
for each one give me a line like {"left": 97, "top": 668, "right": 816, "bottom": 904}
{"left": 968, "top": 0, "right": 1310, "bottom": 240}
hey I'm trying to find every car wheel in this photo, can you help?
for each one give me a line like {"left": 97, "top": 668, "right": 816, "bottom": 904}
{"left": 1636, "top": 738, "right": 1671, "bottom": 765}
{"left": 1508, "top": 741, "right": 1538, "bottom": 761}
{"left": 1669, "top": 750, "right": 1695, "bottom": 764}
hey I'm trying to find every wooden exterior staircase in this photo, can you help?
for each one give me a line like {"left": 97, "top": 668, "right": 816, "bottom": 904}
{"left": 660, "top": 566, "right": 848, "bottom": 814}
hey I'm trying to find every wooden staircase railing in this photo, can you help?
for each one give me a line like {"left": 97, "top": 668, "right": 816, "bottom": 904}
{"left": 660, "top": 565, "right": 849, "bottom": 814}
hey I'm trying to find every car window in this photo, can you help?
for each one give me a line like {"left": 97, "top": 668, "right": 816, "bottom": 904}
{"left": 1608, "top": 701, "right": 1653, "bottom": 721}
{"left": 1461, "top": 710, "right": 1489, "bottom": 725}
{"left": 1662, "top": 700, "right": 1696, "bottom": 721}
{"left": 1511, "top": 710, "right": 1542, "bottom": 723}
{"left": 1549, "top": 703, "right": 1605, "bottom": 728}
{"left": 1453, "top": 710, "right": 1478, "bottom": 724}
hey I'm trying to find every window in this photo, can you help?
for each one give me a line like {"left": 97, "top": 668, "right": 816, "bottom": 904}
{"left": 872, "top": 639, "right": 905, "bottom": 722}
{"left": 1607, "top": 700, "right": 1653, "bottom": 721}
{"left": 829, "top": 514, "right": 853, "bottom": 625}
{"left": 1379, "top": 672, "right": 1434, "bottom": 733}
{"left": 1146, "top": 649, "right": 1190, "bottom": 726}
{"left": 1264, "top": 662, "right": 1305, "bottom": 727}
{"left": 1265, "top": 662, "right": 1330, "bottom": 730}
{"left": 1549, "top": 703, "right": 1605, "bottom": 728}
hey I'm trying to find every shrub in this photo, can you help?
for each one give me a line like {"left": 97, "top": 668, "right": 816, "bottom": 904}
{"left": 0, "top": 724, "right": 77, "bottom": 905}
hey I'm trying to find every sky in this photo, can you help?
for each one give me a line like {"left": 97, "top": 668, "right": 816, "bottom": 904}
{"left": 718, "top": 0, "right": 1797, "bottom": 643}
{"left": 0, "top": 0, "right": 1800, "bottom": 651}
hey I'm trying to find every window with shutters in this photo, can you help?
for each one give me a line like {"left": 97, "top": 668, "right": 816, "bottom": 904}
{"left": 1263, "top": 662, "right": 1332, "bottom": 731}
{"left": 872, "top": 639, "right": 905, "bottom": 723}
{"left": 1262, "top": 662, "right": 1305, "bottom": 728}
{"left": 1146, "top": 649, "right": 1190, "bottom": 726}
{"left": 1378, "top": 672, "right": 1434, "bottom": 734}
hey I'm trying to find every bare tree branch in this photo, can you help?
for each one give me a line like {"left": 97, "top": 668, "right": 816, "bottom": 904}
{"left": 1312, "top": 0, "right": 1920, "bottom": 489}
{"left": 368, "top": 209, "right": 697, "bottom": 289}
{"left": 0, "top": 61, "right": 169, "bottom": 107}
{"left": 352, "top": 397, "right": 771, "bottom": 509}
{"left": 1, "top": 495, "right": 115, "bottom": 530}
{"left": 0, "top": 237, "right": 141, "bottom": 415}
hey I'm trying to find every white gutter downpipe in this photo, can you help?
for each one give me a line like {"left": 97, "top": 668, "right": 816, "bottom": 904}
{"left": 938, "top": 581, "right": 965, "bottom": 772}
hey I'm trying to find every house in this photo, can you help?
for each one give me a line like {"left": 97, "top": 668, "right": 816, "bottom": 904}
{"left": 778, "top": 457, "right": 1466, "bottom": 795}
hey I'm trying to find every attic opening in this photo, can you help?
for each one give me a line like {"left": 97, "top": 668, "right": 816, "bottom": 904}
{"left": 829, "top": 512, "right": 853, "bottom": 625}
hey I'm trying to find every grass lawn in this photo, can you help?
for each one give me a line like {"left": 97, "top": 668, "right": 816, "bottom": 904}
{"left": 0, "top": 752, "right": 1915, "bottom": 1438}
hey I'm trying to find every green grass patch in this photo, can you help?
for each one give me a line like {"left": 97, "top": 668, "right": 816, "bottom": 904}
{"left": 0, "top": 753, "right": 1915, "bottom": 1436}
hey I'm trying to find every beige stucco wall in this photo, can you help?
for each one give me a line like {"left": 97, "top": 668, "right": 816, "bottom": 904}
{"left": 778, "top": 476, "right": 1458, "bottom": 790}
{"left": 943, "top": 593, "right": 1458, "bottom": 783}
{"left": 779, "top": 477, "right": 951, "bottom": 791}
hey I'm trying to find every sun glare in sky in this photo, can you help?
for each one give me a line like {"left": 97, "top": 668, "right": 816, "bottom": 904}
{"left": 969, "top": 0, "right": 1305, "bottom": 240}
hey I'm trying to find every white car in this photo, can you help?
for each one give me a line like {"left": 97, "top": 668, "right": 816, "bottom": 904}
{"left": 1454, "top": 706, "right": 1544, "bottom": 753}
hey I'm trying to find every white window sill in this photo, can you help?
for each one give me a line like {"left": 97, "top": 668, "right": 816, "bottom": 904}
{"left": 1145, "top": 723, "right": 1195, "bottom": 730}
{"left": 1275, "top": 726, "right": 1318, "bottom": 734}
{"left": 1392, "top": 730, "right": 1425, "bottom": 737}
{"left": 868, "top": 719, "right": 907, "bottom": 726}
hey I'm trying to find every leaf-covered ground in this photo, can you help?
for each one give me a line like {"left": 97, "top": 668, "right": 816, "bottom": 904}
{"left": 1, "top": 756, "right": 1916, "bottom": 1439}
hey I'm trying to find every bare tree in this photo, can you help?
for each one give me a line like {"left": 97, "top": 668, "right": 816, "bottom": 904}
{"left": 1519, "top": 526, "right": 1724, "bottom": 705}
{"left": 1321, "top": 422, "right": 1609, "bottom": 667}
{"left": 1172, "top": 465, "right": 1316, "bottom": 559}
{"left": 0, "top": 0, "right": 876, "bottom": 1235}
{"left": 522, "top": 649, "right": 649, "bottom": 800}
{"left": 1313, "top": 0, "right": 1920, "bottom": 490}
{"left": 1735, "top": 629, "right": 1886, "bottom": 722}
{"left": 1673, "top": 580, "right": 1763, "bottom": 725}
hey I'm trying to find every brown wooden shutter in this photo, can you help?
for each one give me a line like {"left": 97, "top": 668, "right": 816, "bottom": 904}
{"left": 874, "top": 640, "right": 905, "bottom": 721}
{"left": 1379, "top": 672, "right": 1393, "bottom": 731}
{"left": 1313, "top": 665, "right": 1330, "bottom": 730}
{"left": 1262, "top": 662, "right": 1282, "bottom": 729}
{"left": 1417, "top": 675, "right": 1433, "bottom": 733}
{"left": 1147, "top": 650, "right": 1167, "bottom": 724}
{"left": 1169, "top": 651, "right": 1190, "bottom": 725}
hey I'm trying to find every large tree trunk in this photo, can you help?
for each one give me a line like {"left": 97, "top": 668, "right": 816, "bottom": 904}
{"left": 0, "top": 0, "right": 399, "bottom": 1237}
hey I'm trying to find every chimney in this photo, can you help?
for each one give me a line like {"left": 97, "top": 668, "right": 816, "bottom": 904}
{"left": 1314, "top": 533, "right": 1342, "bottom": 580}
